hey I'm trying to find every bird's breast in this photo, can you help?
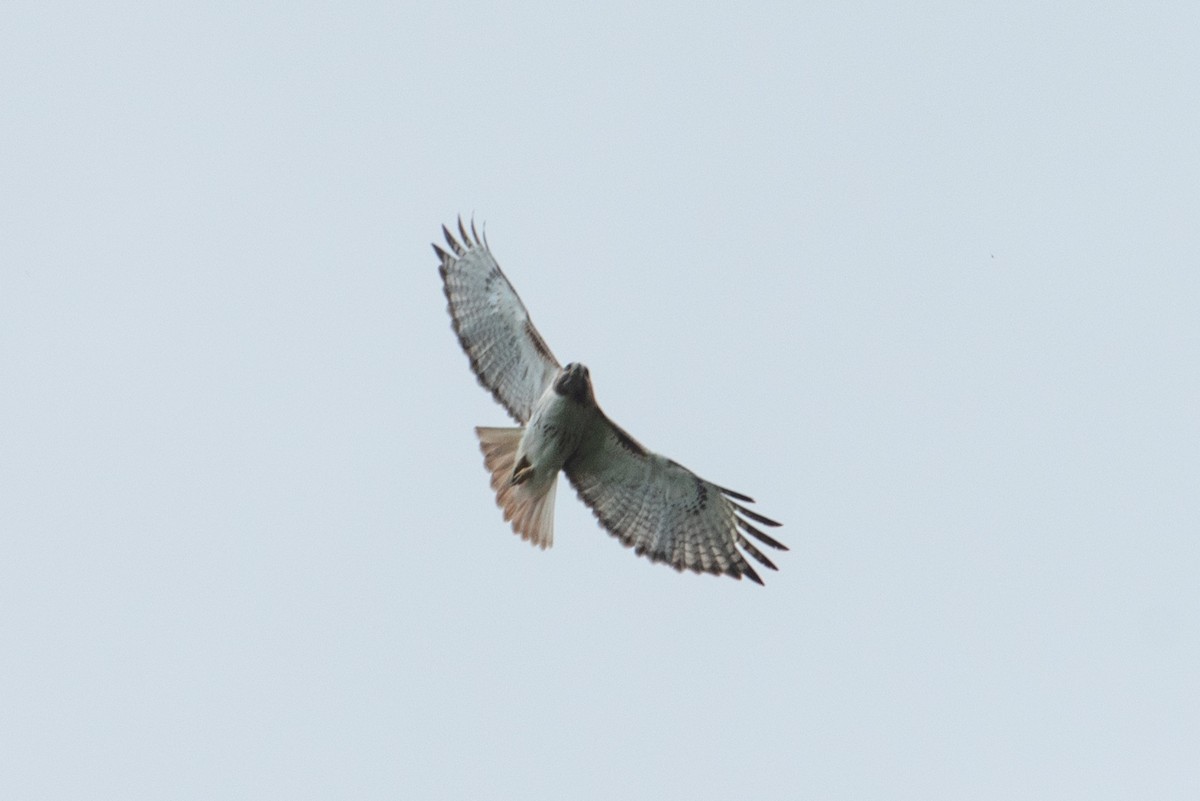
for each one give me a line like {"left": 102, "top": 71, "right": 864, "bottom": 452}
{"left": 518, "top": 387, "right": 592, "bottom": 479}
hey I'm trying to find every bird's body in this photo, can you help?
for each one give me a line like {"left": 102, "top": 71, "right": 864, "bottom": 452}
{"left": 520, "top": 365, "right": 596, "bottom": 489}
{"left": 435, "top": 218, "right": 786, "bottom": 584}
{"left": 474, "top": 365, "right": 595, "bottom": 549}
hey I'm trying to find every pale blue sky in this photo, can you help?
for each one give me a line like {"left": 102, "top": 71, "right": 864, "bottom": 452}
{"left": 2, "top": 2, "right": 1197, "bottom": 799}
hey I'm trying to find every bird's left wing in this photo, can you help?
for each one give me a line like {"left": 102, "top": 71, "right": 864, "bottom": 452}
{"left": 564, "top": 415, "right": 786, "bottom": 584}
{"left": 435, "top": 217, "right": 560, "bottom": 424}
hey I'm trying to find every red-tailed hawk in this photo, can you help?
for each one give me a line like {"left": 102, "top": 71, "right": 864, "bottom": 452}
{"left": 435, "top": 218, "right": 786, "bottom": 584}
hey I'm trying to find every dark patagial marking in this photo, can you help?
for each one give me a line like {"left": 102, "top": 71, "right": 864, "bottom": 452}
{"left": 524, "top": 319, "right": 554, "bottom": 362}
{"left": 610, "top": 423, "right": 648, "bottom": 457}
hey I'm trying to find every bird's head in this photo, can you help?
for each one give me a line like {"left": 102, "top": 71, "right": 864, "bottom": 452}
{"left": 554, "top": 362, "right": 595, "bottom": 405}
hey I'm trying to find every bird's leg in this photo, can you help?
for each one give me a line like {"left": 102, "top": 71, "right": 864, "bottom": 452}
{"left": 511, "top": 455, "right": 534, "bottom": 485}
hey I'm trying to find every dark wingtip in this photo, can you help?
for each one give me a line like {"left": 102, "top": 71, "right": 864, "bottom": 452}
{"left": 737, "top": 517, "right": 788, "bottom": 551}
{"left": 737, "top": 533, "right": 780, "bottom": 570}
{"left": 742, "top": 565, "right": 764, "bottom": 585}
{"left": 717, "top": 484, "right": 755, "bottom": 503}
{"left": 442, "top": 224, "right": 464, "bottom": 256}
{"left": 732, "top": 501, "right": 782, "bottom": 528}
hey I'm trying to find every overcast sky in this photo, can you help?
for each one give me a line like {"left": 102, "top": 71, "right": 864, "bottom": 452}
{"left": 2, "top": 3, "right": 1197, "bottom": 799}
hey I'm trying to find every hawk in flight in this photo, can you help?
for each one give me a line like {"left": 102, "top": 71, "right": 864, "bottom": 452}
{"left": 435, "top": 218, "right": 786, "bottom": 584}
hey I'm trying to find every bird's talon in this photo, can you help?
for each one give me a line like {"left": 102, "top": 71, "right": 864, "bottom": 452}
{"left": 511, "top": 456, "right": 533, "bottom": 485}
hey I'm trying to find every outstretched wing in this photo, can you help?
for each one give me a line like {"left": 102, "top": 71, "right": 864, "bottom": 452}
{"left": 434, "top": 217, "right": 560, "bottom": 424}
{"left": 564, "top": 414, "right": 786, "bottom": 584}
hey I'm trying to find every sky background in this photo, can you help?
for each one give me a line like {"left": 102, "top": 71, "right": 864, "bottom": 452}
{"left": 2, "top": 2, "right": 1197, "bottom": 799}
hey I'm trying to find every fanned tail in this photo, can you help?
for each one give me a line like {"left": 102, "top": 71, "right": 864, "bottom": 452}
{"left": 475, "top": 426, "right": 557, "bottom": 549}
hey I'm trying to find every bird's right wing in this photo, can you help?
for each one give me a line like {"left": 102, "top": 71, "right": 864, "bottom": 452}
{"left": 434, "top": 218, "right": 561, "bottom": 424}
